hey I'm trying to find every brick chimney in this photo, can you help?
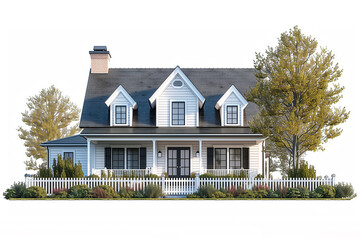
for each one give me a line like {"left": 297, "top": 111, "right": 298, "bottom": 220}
{"left": 89, "top": 46, "right": 111, "bottom": 74}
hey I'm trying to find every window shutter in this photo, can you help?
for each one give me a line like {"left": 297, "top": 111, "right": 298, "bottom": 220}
{"left": 207, "top": 147, "right": 214, "bottom": 169}
{"left": 105, "top": 148, "right": 111, "bottom": 169}
{"left": 140, "top": 148, "right": 147, "bottom": 169}
{"left": 243, "top": 148, "right": 249, "bottom": 169}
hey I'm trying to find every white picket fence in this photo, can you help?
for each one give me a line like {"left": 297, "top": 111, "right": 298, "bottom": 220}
{"left": 25, "top": 174, "right": 336, "bottom": 196}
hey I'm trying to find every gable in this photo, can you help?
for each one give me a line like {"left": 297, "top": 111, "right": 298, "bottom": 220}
{"left": 149, "top": 66, "right": 205, "bottom": 109}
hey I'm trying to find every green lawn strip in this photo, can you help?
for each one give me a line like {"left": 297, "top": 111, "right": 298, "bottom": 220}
{"left": 9, "top": 198, "right": 350, "bottom": 200}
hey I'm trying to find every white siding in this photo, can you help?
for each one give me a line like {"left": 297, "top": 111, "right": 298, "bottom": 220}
{"left": 221, "top": 92, "right": 245, "bottom": 126}
{"left": 48, "top": 146, "right": 88, "bottom": 176}
{"left": 156, "top": 76, "right": 198, "bottom": 127}
{"left": 110, "top": 92, "right": 133, "bottom": 126}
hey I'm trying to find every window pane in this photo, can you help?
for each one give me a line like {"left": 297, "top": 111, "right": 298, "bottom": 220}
{"left": 229, "top": 148, "right": 241, "bottom": 169}
{"left": 215, "top": 148, "right": 227, "bottom": 169}
{"left": 127, "top": 148, "right": 139, "bottom": 169}
{"left": 112, "top": 148, "right": 124, "bottom": 169}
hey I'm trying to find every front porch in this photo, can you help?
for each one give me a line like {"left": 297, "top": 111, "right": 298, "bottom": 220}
{"left": 86, "top": 137, "right": 266, "bottom": 178}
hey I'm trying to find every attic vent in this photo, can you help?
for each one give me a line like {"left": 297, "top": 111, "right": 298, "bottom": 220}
{"left": 172, "top": 80, "right": 183, "bottom": 88}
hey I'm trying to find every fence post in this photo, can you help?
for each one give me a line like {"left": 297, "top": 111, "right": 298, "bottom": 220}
{"left": 161, "top": 174, "right": 165, "bottom": 194}
{"left": 331, "top": 174, "right": 336, "bottom": 186}
{"left": 195, "top": 173, "right": 200, "bottom": 193}
{"left": 24, "top": 174, "right": 29, "bottom": 188}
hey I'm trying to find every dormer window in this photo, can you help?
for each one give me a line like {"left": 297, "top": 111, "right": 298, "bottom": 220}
{"left": 171, "top": 101, "right": 185, "bottom": 125}
{"left": 226, "top": 105, "right": 239, "bottom": 124}
{"left": 115, "top": 105, "right": 127, "bottom": 125}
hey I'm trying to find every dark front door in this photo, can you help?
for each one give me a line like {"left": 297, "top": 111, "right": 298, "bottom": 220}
{"left": 167, "top": 147, "right": 190, "bottom": 178}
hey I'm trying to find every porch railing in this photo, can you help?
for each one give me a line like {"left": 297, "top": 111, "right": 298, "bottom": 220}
{"left": 25, "top": 174, "right": 336, "bottom": 196}
{"left": 91, "top": 168, "right": 152, "bottom": 178}
{"left": 202, "top": 169, "right": 258, "bottom": 178}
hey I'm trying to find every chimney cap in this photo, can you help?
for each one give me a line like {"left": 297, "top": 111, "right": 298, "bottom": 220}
{"left": 89, "top": 46, "right": 111, "bottom": 57}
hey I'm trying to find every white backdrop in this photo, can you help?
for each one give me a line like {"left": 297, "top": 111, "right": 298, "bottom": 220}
{"left": 1, "top": 1, "right": 359, "bottom": 239}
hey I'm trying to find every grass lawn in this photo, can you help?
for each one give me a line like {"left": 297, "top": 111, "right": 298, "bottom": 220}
{"left": 9, "top": 198, "right": 350, "bottom": 200}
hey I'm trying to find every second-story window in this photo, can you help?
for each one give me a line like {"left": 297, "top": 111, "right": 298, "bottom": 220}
{"left": 172, "top": 101, "right": 185, "bottom": 125}
{"left": 115, "top": 105, "right": 127, "bottom": 124}
{"left": 227, "top": 105, "right": 238, "bottom": 124}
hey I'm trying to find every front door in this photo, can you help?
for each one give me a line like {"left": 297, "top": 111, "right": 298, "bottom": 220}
{"left": 167, "top": 147, "right": 190, "bottom": 178}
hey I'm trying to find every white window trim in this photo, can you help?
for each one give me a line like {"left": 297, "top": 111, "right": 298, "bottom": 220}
{"left": 113, "top": 104, "right": 128, "bottom": 126}
{"left": 169, "top": 100, "right": 187, "bottom": 127}
{"left": 172, "top": 78, "right": 184, "bottom": 88}
{"left": 224, "top": 104, "right": 241, "bottom": 126}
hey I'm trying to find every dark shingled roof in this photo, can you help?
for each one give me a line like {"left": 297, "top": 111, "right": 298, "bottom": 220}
{"left": 41, "top": 135, "right": 87, "bottom": 146}
{"left": 80, "top": 68, "right": 258, "bottom": 129}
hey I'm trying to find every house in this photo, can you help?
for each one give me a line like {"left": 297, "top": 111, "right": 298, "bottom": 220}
{"left": 41, "top": 46, "right": 268, "bottom": 178}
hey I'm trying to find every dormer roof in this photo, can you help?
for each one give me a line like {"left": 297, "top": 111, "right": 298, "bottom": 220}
{"left": 148, "top": 66, "right": 206, "bottom": 108}
{"left": 105, "top": 85, "right": 137, "bottom": 109}
{"left": 215, "top": 85, "right": 248, "bottom": 110}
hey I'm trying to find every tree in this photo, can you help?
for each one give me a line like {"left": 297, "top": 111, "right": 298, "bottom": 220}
{"left": 18, "top": 85, "right": 80, "bottom": 170}
{"left": 247, "top": 26, "right": 349, "bottom": 177}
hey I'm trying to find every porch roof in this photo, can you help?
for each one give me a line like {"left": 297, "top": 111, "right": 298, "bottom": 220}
{"left": 80, "top": 127, "right": 263, "bottom": 137}
{"left": 41, "top": 135, "right": 87, "bottom": 147}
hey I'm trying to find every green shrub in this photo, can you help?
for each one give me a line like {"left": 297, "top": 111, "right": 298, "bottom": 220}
{"left": 267, "top": 190, "right": 280, "bottom": 198}
{"left": 86, "top": 174, "right": 100, "bottom": 179}
{"left": 286, "top": 188, "right": 301, "bottom": 198}
{"left": 187, "top": 193, "right": 200, "bottom": 198}
{"left": 196, "top": 185, "right": 218, "bottom": 198}
{"left": 132, "top": 191, "right": 144, "bottom": 198}
{"left": 309, "top": 191, "right": 322, "bottom": 198}
{"left": 335, "top": 182, "right": 356, "bottom": 199}
{"left": 143, "top": 184, "right": 164, "bottom": 198}
{"left": 275, "top": 187, "right": 287, "bottom": 198}
{"left": 74, "top": 161, "right": 84, "bottom": 178}
{"left": 314, "top": 185, "right": 335, "bottom": 198}
{"left": 254, "top": 189, "right": 268, "bottom": 198}
{"left": 93, "top": 187, "right": 112, "bottom": 198}
{"left": 118, "top": 187, "right": 135, "bottom": 198}
{"left": 213, "top": 191, "right": 227, "bottom": 198}
{"left": 52, "top": 188, "right": 68, "bottom": 198}
{"left": 38, "top": 167, "right": 53, "bottom": 178}
{"left": 23, "top": 186, "right": 47, "bottom": 198}
{"left": 288, "top": 160, "right": 316, "bottom": 178}
{"left": 226, "top": 186, "right": 243, "bottom": 198}
{"left": 144, "top": 174, "right": 160, "bottom": 179}
{"left": 65, "top": 158, "right": 75, "bottom": 177}
{"left": 199, "top": 173, "right": 217, "bottom": 179}
{"left": 94, "top": 185, "right": 118, "bottom": 198}
{"left": 3, "top": 189, "right": 16, "bottom": 199}
{"left": 68, "top": 184, "right": 93, "bottom": 198}
{"left": 298, "top": 187, "right": 310, "bottom": 198}
{"left": 255, "top": 174, "right": 264, "bottom": 179}
{"left": 239, "top": 189, "right": 255, "bottom": 198}
{"left": 162, "top": 172, "right": 169, "bottom": 178}
{"left": 190, "top": 172, "right": 197, "bottom": 178}
{"left": 3, "top": 182, "right": 27, "bottom": 199}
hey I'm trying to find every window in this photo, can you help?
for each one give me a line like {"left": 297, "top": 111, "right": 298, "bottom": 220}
{"left": 63, "top": 152, "right": 74, "bottom": 162}
{"left": 115, "top": 106, "right": 127, "bottom": 124}
{"left": 127, "top": 148, "right": 139, "bottom": 169}
{"left": 215, "top": 148, "right": 227, "bottom": 169}
{"left": 112, "top": 148, "right": 125, "bottom": 169}
{"left": 227, "top": 106, "right": 238, "bottom": 124}
{"left": 172, "top": 102, "right": 185, "bottom": 125}
{"left": 172, "top": 80, "right": 183, "bottom": 88}
{"left": 229, "top": 148, "right": 241, "bottom": 169}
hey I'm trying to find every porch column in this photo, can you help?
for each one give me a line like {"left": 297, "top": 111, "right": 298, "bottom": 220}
{"left": 87, "top": 139, "right": 91, "bottom": 176}
{"left": 199, "top": 139, "right": 202, "bottom": 173}
{"left": 152, "top": 140, "right": 156, "bottom": 174}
